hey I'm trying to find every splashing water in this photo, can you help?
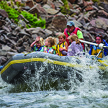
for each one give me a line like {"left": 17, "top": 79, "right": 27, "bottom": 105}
{"left": 2, "top": 54, "right": 106, "bottom": 93}
{"left": 0, "top": 55, "right": 108, "bottom": 108}
{"left": 0, "top": 54, "right": 108, "bottom": 93}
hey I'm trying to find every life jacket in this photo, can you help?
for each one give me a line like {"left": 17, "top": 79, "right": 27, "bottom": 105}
{"left": 56, "top": 42, "right": 66, "bottom": 56}
{"left": 64, "top": 28, "right": 70, "bottom": 45}
{"left": 42, "top": 46, "right": 56, "bottom": 54}
{"left": 47, "top": 47, "right": 56, "bottom": 54}
{"left": 91, "top": 45, "right": 103, "bottom": 58}
{"left": 71, "top": 28, "right": 85, "bottom": 50}
{"left": 64, "top": 27, "right": 81, "bottom": 45}
{"left": 52, "top": 45, "right": 56, "bottom": 51}
{"left": 33, "top": 45, "right": 43, "bottom": 51}
{"left": 89, "top": 40, "right": 108, "bottom": 58}
{"left": 41, "top": 46, "right": 48, "bottom": 53}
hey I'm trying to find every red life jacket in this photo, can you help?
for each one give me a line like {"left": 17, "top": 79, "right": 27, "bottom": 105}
{"left": 64, "top": 27, "right": 81, "bottom": 45}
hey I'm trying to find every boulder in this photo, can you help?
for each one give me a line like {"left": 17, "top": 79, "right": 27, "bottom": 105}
{"left": 0, "top": 9, "right": 8, "bottom": 18}
{"left": 35, "top": 0, "right": 42, "bottom": 3}
{"left": 32, "top": 27, "right": 47, "bottom": 39}
{"left": 52, "top": 14, "right": 67, "bottom": 32}
{"left": 0, "top": 20, "right": 4, "bottom": 27}
{"left": 47, "top": 0, "right": 55, "bottom": 9}
{"left": 68, "top": 0, "right": 76, "bottom": 4}
{"left": 43, "top": 4, "right": 58, "bottom": 15}
{"left": 98, "top": 10, "right": 108, "bottom": 18}
{"left": 54, "top": 1, "right": 63, "bottom": 8}
{"left": 25, "top": 0, "right": 34, "bottom": 8}
{"left": 100, "top": 2, "right": 108, "bottom": 13}
{"left": 29, "top": 4, "right": 47, "bottom": 18}
{"left": 90, "top": 17, "right": 108, "bottom": 30}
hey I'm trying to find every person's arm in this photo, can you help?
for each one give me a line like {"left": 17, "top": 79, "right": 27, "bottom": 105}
{"left": 103, "top": 39, "right": 108, "bottom": 46}
{"left": 31, "top": 37, "right": 40, "bottom": 47}
{"left": 59, "top": 42, "right": 68, "bottom": 52}
{"left": 103, "top": 39, "right": 108, "bottom": 56}
{"left": 30, "top": 41, "right": 36, "bottom": 47}
{"left": 65, "top": 42, "right": 68, "bottom": 51}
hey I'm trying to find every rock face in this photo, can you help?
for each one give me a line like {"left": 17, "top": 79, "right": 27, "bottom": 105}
{"left": 0, "top": 0, "right": 108, "bottom": 65}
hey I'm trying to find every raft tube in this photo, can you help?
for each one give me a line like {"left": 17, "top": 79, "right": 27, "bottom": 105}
{"left": 0, "top": 52, "right": 107, "bottom": 84}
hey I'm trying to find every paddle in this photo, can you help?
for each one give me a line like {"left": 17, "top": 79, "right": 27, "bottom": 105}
{"left": 79, "top": 40, "right": 108, "bottom": 49}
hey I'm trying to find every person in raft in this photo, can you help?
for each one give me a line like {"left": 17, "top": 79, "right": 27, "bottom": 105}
{"left": 89, "top": 34, "right": 108, "bottom": 58}
{"left": 67, "top": 34, "right": 83, "bottom": 56}
{"left": 56, "top": 33, "right": 68, "bottom": 56}
{"left": 64, "top": 21, "right": 85, "bottom": 50}
{"left": 41, "top": 37, "right": 56, "bottom": 54}
{"left": 47, "top": 37, "right": 56, "bottom": 54}
{"left": 41, "top": 37, "right": 49, "bottom": 53}
{"left": 30, "top": 36, "right": 44, "bottom": 51}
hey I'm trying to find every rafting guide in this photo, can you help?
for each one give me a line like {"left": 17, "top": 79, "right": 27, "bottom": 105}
{"left": 64, "top": 21, "right": 85, "bottom": 50}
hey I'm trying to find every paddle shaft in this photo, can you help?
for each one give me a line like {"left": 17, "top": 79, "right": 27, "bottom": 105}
{"left": 79, "top": 40, "right": 108, "bottom": 49}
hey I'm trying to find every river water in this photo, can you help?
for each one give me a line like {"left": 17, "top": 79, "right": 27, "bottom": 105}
{"left": 0, "top": 56, "right": 108, "bottom": 108}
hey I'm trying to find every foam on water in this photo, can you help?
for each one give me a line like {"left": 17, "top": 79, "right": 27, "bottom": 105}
{"left": 0, "top": 76, "right": 13, "bottom": 94}
{"left": 0, "top": 54, "right": 108, "bottom": 98}
{"left": 69, "top": 55, "right": 108, "bottom": 98}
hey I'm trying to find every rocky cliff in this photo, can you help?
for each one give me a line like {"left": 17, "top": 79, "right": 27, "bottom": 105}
{"left": 0, "top": 0, "right": 108, "bottom": 65}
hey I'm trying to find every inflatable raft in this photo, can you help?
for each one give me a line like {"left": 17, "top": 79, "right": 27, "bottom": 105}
{"left": 0, "top": 52, "right": 108, "bottom": 84}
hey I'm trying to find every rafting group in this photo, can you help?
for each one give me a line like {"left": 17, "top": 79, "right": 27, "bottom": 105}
{"left": 1, "top": 21, "right": 108, "bottom": 84}
{"left": 0, "top": 21, "right": 108, "bottom": 71}
{"left": 30, "top": 21, "right": 108, "bottom": 59}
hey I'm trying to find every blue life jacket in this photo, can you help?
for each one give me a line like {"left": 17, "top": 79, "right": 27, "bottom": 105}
{"left": 31, "top": 45, "right": 43, "bottom": 51}
{"left": 0, "top": 65, "right": 3, "bottom": 70}
{"left": 103, "top": 39, "right": 108, "bottom": 56}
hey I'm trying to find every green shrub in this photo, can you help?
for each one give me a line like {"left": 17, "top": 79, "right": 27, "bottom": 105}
{"left": 61, "top": 0, "right": 69, "bottom": 9}
{"left": 92, "top": 0, "right": 100, "bottom": 2}
{"left": 60, "top": 0, "right": 70, "bottom": 15}
{"left": 21, "top": 11, "right": 46, "bottom": 28}
{"left": 60, "top": 6, "right": 70, "bottom": 15}
{"left": 0, "top": 1, "right": 46, "bottom": 28}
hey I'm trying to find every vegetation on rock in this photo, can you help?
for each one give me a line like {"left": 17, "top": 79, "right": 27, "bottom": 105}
{"left": 60, "top": 0, "right": 70, "bottom": 15}
{"left": 0, "top": 1, "right": 46, "bottom": 29}
{"left": 61, "top": 0, "right": 69, "bottom": 9}
{"left": 92, "top": 0, "right": 100, "bottom": 3}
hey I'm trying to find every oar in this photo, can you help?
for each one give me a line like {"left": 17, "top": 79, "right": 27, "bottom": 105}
{"left": 79, "top": 40, "right": 108, "bottom": 49}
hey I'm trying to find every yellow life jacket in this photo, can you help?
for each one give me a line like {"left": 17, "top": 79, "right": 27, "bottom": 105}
{"left": 91, "top": 46, "right": 103, "bottom": 58}
{"left": 56, "top": 42, "right": 66, "bottom": 56}
{"left": 52, "top": 45, "right": 56, "bottom": 51}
